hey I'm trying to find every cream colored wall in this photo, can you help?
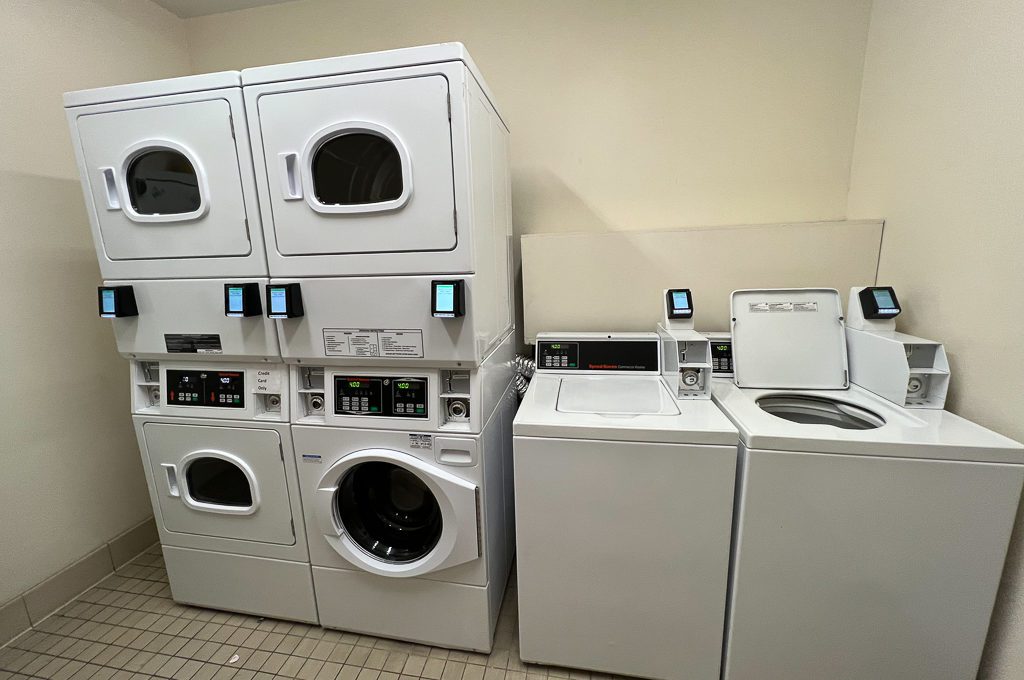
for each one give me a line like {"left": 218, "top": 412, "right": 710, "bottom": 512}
{"left": 0, "top": 0, "right": 190, "bottom": 603}
{"left": 185, "top": 0, "right": 873, "bottom": 235}
{"left": 846, "top": 1, "right": 1024, "bottom": 677}
{"left": 522, "top": 220, "right": 883, "bottom": 340}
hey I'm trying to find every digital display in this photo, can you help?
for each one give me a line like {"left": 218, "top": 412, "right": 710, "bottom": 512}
{"left": 167, "top": 370, "right": 244, "bottom": 408}
{"left": 227, "top": 286, "right": 244, "bottom": 313}
{"left": 665, "top": 289, "right": 694, "bottom": 319}
{"left": 335, "top": 376, "right": 427, "bottom": 418}
{"left": 873, "top": 289, "right": 896, "bottom": 309}
{"left": 269, "top": 288, "right": 288, "bottom": 315}
{"left": 435, "top": 284, "right": 455, "bottom": 313}
{"left": 101, "top": 289, "right": 116, "bottom": 315}
{"left": 431, "top": 279, "right": 464, "bottom": 318}
{"left": 859, "top": 286, "right": 901, "bottom": 319}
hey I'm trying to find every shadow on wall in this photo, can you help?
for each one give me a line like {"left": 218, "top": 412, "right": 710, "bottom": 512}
{"left": 512, "top": 166, "right": 615, "bottom": 235}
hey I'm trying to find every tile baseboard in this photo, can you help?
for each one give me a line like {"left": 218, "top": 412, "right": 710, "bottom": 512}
{"left": 1, "top": 515, "right": 158, "bottom": 646}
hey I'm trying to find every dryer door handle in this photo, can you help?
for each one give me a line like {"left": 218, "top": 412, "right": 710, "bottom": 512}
{"left": 99, "top": 167, "right": 120, "bottom": 209}
{"left": 161, "top": 464, "right": 180, "bottom": 497}
{"left": 279, "top": 152, "right": 302, "bottom": 200}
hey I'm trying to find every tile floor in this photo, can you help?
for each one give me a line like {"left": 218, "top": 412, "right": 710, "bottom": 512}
{"left": 0, "top": 546, "right": 622, "bottom": 680}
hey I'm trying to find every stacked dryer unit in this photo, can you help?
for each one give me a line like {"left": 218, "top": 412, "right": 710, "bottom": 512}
{"left": 64, "top": 73, "right": 317, "bottom": 621}
{"left": 240, "top": 44, "right": 517, "bottom": 652}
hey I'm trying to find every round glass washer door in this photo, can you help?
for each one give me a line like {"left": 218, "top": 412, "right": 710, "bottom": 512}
{"left": 757, "top": 395, "right": 885, "bottom": 430}
{"left": 335, "top": 461, "right": 442, "bottom": 563}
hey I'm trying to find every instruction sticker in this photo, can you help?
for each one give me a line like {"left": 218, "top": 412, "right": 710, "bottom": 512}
{"left": 749, "top": 302, "right": 818, "bottom": 313}
{"left": 323, "top": 329, "right": 424, "bottom": 358}
{"left": 409, "top": 434, "right": 432, "bottom": 450}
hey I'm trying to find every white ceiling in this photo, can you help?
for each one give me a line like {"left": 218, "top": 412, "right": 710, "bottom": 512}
{"left": 152, "top": 0, "right": 295, "bottom": 19}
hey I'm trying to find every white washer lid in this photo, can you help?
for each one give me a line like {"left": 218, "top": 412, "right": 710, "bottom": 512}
{"left": 556, "top": 376, "right": 680, "bottom": 415}
{"left": 731, "top": 288, "right": 849, "bottom": 389}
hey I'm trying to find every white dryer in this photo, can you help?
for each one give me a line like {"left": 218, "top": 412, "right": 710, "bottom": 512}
{"left": 98, "top": 275, "right": 314, "bottom": 622}
{"left": 64, "top": 72, "right": 267, "bottom": 280}
{"left": 243, "top": 44, "right": 512, "bottom": 367}
{"left": 715, "top": 288, "right": 1024, "bottom": 680}
{"left": 513, "top": 333, "right": 738, "bottom": 680}
{"left": 134, "top": 361, "right": 317, "bottom": 623}
{"left": 241, "top": 43, "right": 509, "bottom": 279}
{"left": 291, "top": 333, "right": 516, "bottom": 651}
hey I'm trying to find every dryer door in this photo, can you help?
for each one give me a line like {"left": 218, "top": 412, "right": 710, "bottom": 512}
{"left": 255, "top": 75, "right": 456, "bottom": 264}
{"left": 313, "top": 448, "right": 478, "bottom": 577}
{"left": 74, "top": 93, "right": 253, "bottom": 261}
{"left": 142, "top": 423, "right": 295, "bottom": 545}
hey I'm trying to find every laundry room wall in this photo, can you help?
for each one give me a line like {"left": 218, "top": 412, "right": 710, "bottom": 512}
{"left": 185, "top": 0, "right": 873, "bottom": 235}
{"left": 0, "top": 0, "right": 190, "bottom": 610}
{"left": 846, "top": 1, "right": 1024, "bottom": 677}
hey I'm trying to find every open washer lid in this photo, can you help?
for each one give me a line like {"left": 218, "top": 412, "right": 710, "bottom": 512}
{"left": 731, "top": 288, "right": 849, "bottom": 389}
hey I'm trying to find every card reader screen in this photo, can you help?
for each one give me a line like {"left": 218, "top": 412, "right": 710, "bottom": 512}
{"left": 101, "top": 289, "right": 116, "bottom": 315}
{"left": 434, "top": 284, "right": 455, "bottom": 313}
{"left": 671, "top": 290, "right": 690, "bottom": 312}
{"left": 873, "top": 288, "right": 896, "bottom": 309}
{"left": 269, "top": 287, "right": 288, "bottom": 315}
{"left": 227, "top": 286, "right": 244, "bottom": 313}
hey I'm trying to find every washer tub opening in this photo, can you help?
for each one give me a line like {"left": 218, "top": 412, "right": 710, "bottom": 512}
{"left": 756, "top": 395, "right": 885, "bottom": 430}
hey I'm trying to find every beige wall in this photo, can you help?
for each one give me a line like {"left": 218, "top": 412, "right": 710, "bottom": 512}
{"left": 185, "top": 0, "right": 873, "bottom": 235}
{"left": 522, "top": 220, "right": 883, "bottom": 340}
{"left": 846, "top": 1, "right": 1024, "bottom": 676}
{"left": 0, "top": 0, "right": 190, "bottom": 603}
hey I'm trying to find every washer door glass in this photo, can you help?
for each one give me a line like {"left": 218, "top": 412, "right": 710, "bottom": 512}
{"left": 336, "top": 461, "right": 442, "bottom": 562}
{"left": 757, "top": 395, "right": 885, "bottom": 430}
{"left": 126, "top": 148, "right": 202, "bottom": 215}
{"left": 185, "top": 457, "right": 253, "bottom": 507}
{"left": 312, "top": 133, "right": 403, "bottom": 206}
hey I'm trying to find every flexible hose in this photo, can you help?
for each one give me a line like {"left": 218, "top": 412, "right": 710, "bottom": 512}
{"left": 513, "top": 354, "right": 536, "bottom": 379}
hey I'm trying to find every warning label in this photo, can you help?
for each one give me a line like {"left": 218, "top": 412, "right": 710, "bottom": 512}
{"left": 323, "top": 329, "right": 424, "bottom": 358}
{"left": 749, "top": 301, "right": 818, "bottom": 313}
{"left": 409, "top": 434, "right": 432, "bottom": 450}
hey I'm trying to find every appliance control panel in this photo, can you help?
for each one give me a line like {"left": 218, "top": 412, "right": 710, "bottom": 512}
{"left": 536, "top": 334, "right": 660, "bottom": 373}
{"left": 167, "top": 369, "right": 244, "bottom": 408}
{"left": 711, "top": 340, "right": 733, "bottom": 374}
{"left": 537, "top": 342, "right": 579, "bottom": 369}
{"left": 334, "top": 376, "right": 427, "bottom": 418}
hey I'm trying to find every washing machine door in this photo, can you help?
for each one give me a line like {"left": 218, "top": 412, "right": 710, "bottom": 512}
{"left": 314, "top": 448, "right": 479, "bottom": 577}
{"left": 72, "top": 91, "right": 254, "bottom": 263}
{"left": 254, "top": 75, "right": 456, "bottom": 268}
{"left": 142, "top": 423, "right": 295, "bottom": 545}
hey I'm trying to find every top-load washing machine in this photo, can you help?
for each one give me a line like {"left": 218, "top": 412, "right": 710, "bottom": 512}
{"left": 243, "top": 43, "right": 512, "bottom": 367}
{"left": 65, "top": 72, "right": 267, "bottom": 280}
{"left": 513, "top": 331, "right": 738, "bottom": 680}
{"left": 714, "top": 288, "right": 1024, "bottom": 680}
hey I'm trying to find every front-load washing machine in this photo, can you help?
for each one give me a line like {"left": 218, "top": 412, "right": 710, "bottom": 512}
{"left": 64, "top": 71, "right": 267, "bottom": 280}
{"left": 715, "top": 288, "right": 1024, "bottom": 680}
{"left": 513, "top": 332, "right": 738, "bottom": 680}
{"left": 291, "top": 332, "right": 516, "bottom": 651}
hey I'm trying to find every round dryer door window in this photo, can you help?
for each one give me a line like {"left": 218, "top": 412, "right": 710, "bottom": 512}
{"left": 335, "top": 461, "right": 442, "bottom": 562}
{"left": 126, "top": 148, "right": 202, "bottom": 215}
{"left": 312, "top": 133, "right": 403, "bottom": 206}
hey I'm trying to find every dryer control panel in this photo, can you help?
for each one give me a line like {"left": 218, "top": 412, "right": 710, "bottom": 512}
{"left": 167, "top": 369, "right": 245, "bottom": 408}
{"left": 334, "top": 376, "right": 427, "bottom": 418}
